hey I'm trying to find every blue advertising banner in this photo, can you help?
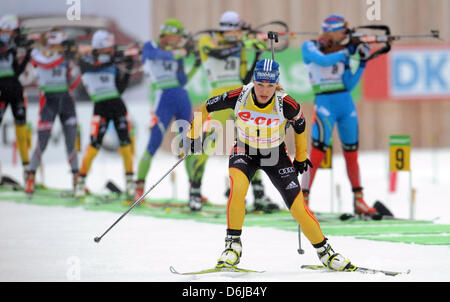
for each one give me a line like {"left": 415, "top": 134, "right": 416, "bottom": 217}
{"left": 390, "top": 46, "right": 450, "bottom": 99}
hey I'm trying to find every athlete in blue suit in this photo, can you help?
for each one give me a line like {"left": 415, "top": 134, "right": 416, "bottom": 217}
{"left": 300, "top": 14, "right": 377, "bottom": 215}
{"left": 135, "top": 18, "right": 198, "bottom": 201}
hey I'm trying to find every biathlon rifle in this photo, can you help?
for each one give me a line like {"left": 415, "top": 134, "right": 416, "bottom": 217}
{"left": 322, "top": 25, "right": 440, "bottom": 61}
{"left": 184, "top": 20, "right": 291, "bottom": 53}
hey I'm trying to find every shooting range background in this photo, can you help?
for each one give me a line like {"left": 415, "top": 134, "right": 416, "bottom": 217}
{"left": 152, "top": 0, "right": 450, "bottom": 152}
{"left": 1, "top": 0, "right": 449, "bottom": 151}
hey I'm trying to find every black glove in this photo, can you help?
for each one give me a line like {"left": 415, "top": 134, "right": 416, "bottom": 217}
{"left": 194, "top": 51, "right": 201, "bottom": 67}
{"left": 293, "top": 159, "right": 313, "bottom": 175}
{"left": 62, "top": 39, "right": 77, "bottom": 59}
{"left": 182, "top": 136, "right": 202, "bottom": 155}
{"left": 183, "top": 38, "right": 196, "bottom": 55}
{"left": 14, "top": 34, "right": 33, "bottom": 49}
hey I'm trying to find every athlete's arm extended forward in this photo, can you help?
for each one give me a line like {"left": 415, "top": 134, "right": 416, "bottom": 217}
{"left": 302, "top": 40, "right": 348, "bottom": 67}
{"left": 187, "top": 88, "right": 242, "bottom": 139}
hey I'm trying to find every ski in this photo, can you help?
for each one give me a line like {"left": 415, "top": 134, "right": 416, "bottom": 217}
{"left": 338, "top": 212, "right": 425, "bottom": 222}
{"left": 336, "top": 200, "right": 396, "bottom": 221}
{"left": 339, "top": 213, "right": 384, "bottom": 221}
{"left": 0, "top": 175, "right": 23, "bottom": 191}
{"left": 169, "top": 266, "right": 265, "bottom": 275}
{"left": 301, "top": 264, "right": 410, "bottom": 276}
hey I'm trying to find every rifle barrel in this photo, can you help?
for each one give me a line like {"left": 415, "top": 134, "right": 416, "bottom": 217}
{"left": 291, "top": 31, "right": 319, "bottom": 36}
{"left": 392, "top": 33, "right": 439, "bottom": 39}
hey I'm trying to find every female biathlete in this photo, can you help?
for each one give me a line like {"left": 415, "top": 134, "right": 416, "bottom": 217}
{"left": 135, "top": 18, "right": 197, "bottom": 202}
{"left": 25, "top": 29, "right": 81, "bottom": 195}
{"left": 188, "top": 11, "right": 277, "bottom": 213}
{"left": 0, "top": 15, "right": 31, "bottom": 181}
{"left": 300, "top": 14, "right": 377, "bottom": 215}
{"left": 184, "top": 59, "right": 353, "bottom": 271}
{"left": 74, "top": 30, "right": 135, "bottom": 200}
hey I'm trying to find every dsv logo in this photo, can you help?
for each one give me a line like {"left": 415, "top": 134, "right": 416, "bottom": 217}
{"left": 278, "top": 167, "right": 295, "bottom": 175}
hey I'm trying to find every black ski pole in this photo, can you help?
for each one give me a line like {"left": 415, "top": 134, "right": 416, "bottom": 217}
{"left": 268, "top": 30, "right": 304, "bottom": 255}
{"left": 267, "top": 31, "right": 279, "bottom": 60}
{"left": 94, "top": 155, "right": 187, "bottom": 243}
{"left": 297, "top": 224, "right": 305, "bottom": 254}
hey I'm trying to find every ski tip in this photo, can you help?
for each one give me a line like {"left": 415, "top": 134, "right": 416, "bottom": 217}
{"left": 371, "top": 213, "right": 383, "bottom": 220}
{"left": 169, "top": 266, "right": 180, "bottom": 275}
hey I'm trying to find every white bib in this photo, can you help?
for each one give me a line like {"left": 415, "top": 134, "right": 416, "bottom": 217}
{"left": 31, "top": 49, "right": 68, "bottom": 93}
{"left": 81, "top": 66, "right": 120, "bottom": 102}
{"left": 306, "top": 61, "right": 346, "bottom": 94}
{"left": 204, "top": 55, "right": 242, "bottom": 88}
{"left": 234, "top": 83, "right": 288, "bottom": 149}
{"left": 143, "top": 42, "right": 180, "bottom": 90}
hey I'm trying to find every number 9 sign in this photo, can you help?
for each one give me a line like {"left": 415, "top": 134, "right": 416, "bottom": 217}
{"left": 389, "top": 135, "right": 411, "bottom": 172}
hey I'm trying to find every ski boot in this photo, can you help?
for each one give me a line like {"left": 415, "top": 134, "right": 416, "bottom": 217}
{"left": 252, "top": 180, "right": 279, "bottom": 213}
{"left": 353, "top": 188, "right": 377, "bottom": 216}
{"left": 22, "top": 163, "right": 30, "bottom": 186}
{"left": 253, "top": 196, "right": 280, "bottom": 213}
{"left": 72, "top": 172, "right": 78, "bottom": 195}
{"left": 24, "top": 171, "right": 35, "bottom": 197}
{"left": 74, "top": 175, "right": 86, "bottom": 198}
{"left": 315, "top": 239, "right": 352, "bottom": 271}
{"left": 216, "top": 235, "right": 242, "bottom": 268}
{"left": 188, "top": 184, "right": 202, "bottom": 211}
{"left": 125, "top": 174, "right": 135, "bottom": 199}
{"left": 134, "top": 180, "right": 145, "bottom": 202}
{"left": 121, "top": 174, "right": 136, "bottom": 206}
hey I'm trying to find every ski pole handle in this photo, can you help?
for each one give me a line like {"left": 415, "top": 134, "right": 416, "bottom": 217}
{"left": 267, "top": 31, "right": 279, "bottom": 60}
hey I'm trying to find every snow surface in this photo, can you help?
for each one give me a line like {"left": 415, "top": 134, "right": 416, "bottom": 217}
{"left": 0, "top": 83, "right": 449, "bottom": 282}
{"left": 0, "top": 199, "right": 449, "bottom": 282}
